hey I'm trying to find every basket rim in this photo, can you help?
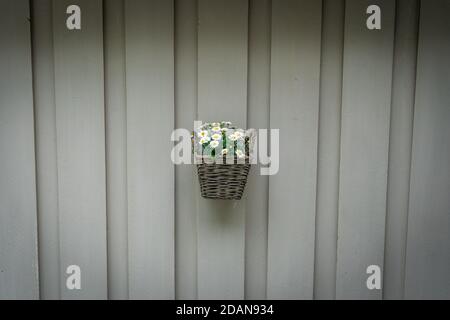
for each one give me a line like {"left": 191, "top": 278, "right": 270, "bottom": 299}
{"left": 195, "top": 155, "right": 252, "bottom": 164}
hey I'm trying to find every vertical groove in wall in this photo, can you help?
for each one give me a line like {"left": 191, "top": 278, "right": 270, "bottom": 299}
{"left": 104, "top": 0, "right": 129, "bottom": 300}
{"left": 174, "top": 0, "right": 198, "bottom": 300}
{"left": 245, "top": 0, "right": 271, "bottom": 300}
{"left": 313, "top": 0, "right": 344, "bottom": 300}
{"left": 31, "top": 0, "right": 60, "bottom": 299}
{"left": 383, "top": 0, "right": 419, "bottom": 300}
{"left": 265, "top": 2, "right": 273, "bottom": 299}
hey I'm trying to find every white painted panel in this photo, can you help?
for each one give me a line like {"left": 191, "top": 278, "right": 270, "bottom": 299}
{"left": 0, "top": 0, "right": 39, "bottom": 300}
{"left": 404, "top": 0, "right": 450, "bottom": 300}
{"left": 104, "top": 0, "right": 128, "bottom": 300}
{"left": 125, "top": 0, "right": 175, "bottom": 299}
{"left": 245, "top": 0, "right": 271, "bottom": 300}
{"left": 175, "top": 0, "right": 198, "bottom": 300}
{"left": 52, "top": 0, "right": 107, "bottom": 299}
{"left": 336, "top": 0, "right": 395, "bottom": 300}
{"left": 197, "top": 0, "right": 248, "bottom": 300}
{"left": 383, "top": 0, "right": 419, "bottom": 300}
{"left": 267, "top": 0, "right": 322, "bottom": 299}
{"left": 313, "top": 0, "right": 344, "bottom": 300}
{"left": 31, "top": 0, "right": 60, "bottom": 299}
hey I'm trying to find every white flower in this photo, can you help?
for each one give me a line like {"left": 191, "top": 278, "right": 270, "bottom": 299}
{"left": 228, "top": 134, "right": 238, "bottom": 141}
{"left": 210, "top": 140, "right": 220, "bottom": 148}
{"left": 199, "top": 137, "right": 210, "bottom": 144}
{"left": 221, "top": 149, "right": 228, "bottom": 155}
{"left": 198, "top": 130, "right": 209, "bottom": 138}
{"left": 234, "top": 130, "right": 244, "bottom": 138}
{"left": 236, "top": 150, "right": 245, "bottom": 158}
{"left": 211, "top": 122, "right": 220, "bottom": 127}
{"left": 211, "top": 126, "right": 221, "bottom": 132}
{"left": 221, "top": 127, "right": 228, "bottom": 132}
{"left": 211, "top": 133, "right": 222, "bottom": 140}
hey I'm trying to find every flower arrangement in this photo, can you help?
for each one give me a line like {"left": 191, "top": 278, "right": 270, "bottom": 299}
{"left": 193, "top": 121, "right": 255, "bottom": 200}
{"left": 192, "top": 121, "right": 251, "bottom": 161}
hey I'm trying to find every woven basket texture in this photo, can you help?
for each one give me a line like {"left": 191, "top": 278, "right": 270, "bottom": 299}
{"left": 197, "top": 162, "right": 251, "bottom": 200}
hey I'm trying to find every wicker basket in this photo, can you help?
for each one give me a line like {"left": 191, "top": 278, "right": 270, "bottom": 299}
{"left": 195, "top": 129, "right": 256, "bottom": 200}
{"left": 197, "top": 160, "right": 251, "bottom": 200}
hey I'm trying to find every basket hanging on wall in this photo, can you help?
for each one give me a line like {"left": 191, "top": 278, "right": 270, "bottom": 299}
{"left": 193, "top": 122, "right": 256, "bottom": 200}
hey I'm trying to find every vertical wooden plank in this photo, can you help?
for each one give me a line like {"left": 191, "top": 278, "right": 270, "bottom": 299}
{"left": 245, "top": 0, "right": 271, "bottom": 300}
{"left": 197, "top": 0, "right": 248, "bottom": 128}
{"left": 313, "top": 0, "right": 344, "bottom": 300}
{"left": 125, "top": 0, "right": 174, "bottom": 299}
{"left": 0, "top": 0, "right": 39, "bottom": 300}
{"left": 175, "top": 0, "right": 198, "bottom": 300}
{"left": 336, "top": 0, "right": 395, "bottom": 300}
{"left": 53, "top": 0, "right": 107, "bottom": 299}
{"left": 267, "top": 0, "right": 322, "bottom": 299}
{"left": 383, "top": 0, "right": 419, "bottom": 300}
{"left": 197, "top": 0, "right": 248, "bottom": 299}
{"left": 31, "top": 0, "right": 60, "bottom": 299}
{"left": 104, "top": 0, "right": 128, "bottom": 300}
{"left": 404, "top": 0, "right": 450, "bottom": 300}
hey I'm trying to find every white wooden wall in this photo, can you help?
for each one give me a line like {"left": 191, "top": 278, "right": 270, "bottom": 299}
{"left": 0, "top": 0, "right": 449, "bottom": 300}
{"left": 0, "top": 0, "right": 38, "bottom": 299}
